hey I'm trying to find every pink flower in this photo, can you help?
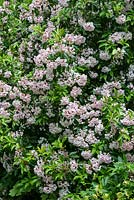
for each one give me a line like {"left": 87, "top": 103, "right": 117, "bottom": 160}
{"left": 83, "top": 22, "right": 95, "bottom": 32}
{"left": 99, "top": 51, "right": 111, "bottom": 61}
{"left": 60, "top": 96, "right": 70, "bottom": 105}
{"left": 62, "top": 108, "right": 77, "bottom": 119}
{"left": 63, "top": 34, "right": 86, "bottom": 45}
{"left": 90, "top": 158, "right": 101, "bottom": 172}
{"left": 27, "top": 117, "right": 35, "bottom": 124}
{"left": 9, "top": 91, "right": 17, "bottom": 99}
{"left": 58, "top": 0, "right": 69, "bottom": 7}
{"left": 109, "top": 141, "right": 119, "bottom": 149}
{"left": 87, "top": 56, "right": 98, "bottom": 68}
{"left": 33, "top": 69, "right": 46, "bottom": 80}
{"left": 116, "top": 14, "right": 126, "bottom": 24}
{"left": 12, "top": 100, "right": 22, "bottom": 110}
{"left": 85, "top": 164, "right": 92, "bottom": 174}
{"left": 19, "top": 93, "right": 31, "bottom": 104}
{"left": 70, "top": 86, "right": 82, "bottom": 98}
{"left": 49, "top": 123, "right": 62, "bottom": 134}
{"left": 4, "top": 71, "right": 12, "bottom": 78}
{"left": 122, "top": 142, "right": 133, "bottom": 151}
{"left": 89, "top": 72, "right": 98, "bottom": 79}
{"left": 121, "top": 116, "right": 134, "bottom": 126}
{"left": 70, "top": 160, "right": 78, "bottom": 172}
{"left": 98, "top": 153, "right": 112, "bottom": 164}
{"left": 81, "top": 150, "right": 92, "bottom": 160}
{"left": 85, "top": 131, "right": 99, "bottom": 144}
{"left": 0, "top": 108, "right": 10, "bottom": 118}
{"left": 76, "top": 74, "right": 87, "bottom": 86}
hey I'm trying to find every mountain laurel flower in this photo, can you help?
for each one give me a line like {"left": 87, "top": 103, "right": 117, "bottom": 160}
{"left": 127, "top": 65, "right": 134, "bottom": 81}
{"left": 4, "top": 71, "right": 12, "bottom": 78}
{"left": 62, "top": 108, "right": 76, "bottom": 119}
{"left": 121, "top": 116, "right": 134, "bottom": 126}
{"left": 63, "top": 34, "right": 86, "bottom": 45}
{"left": 95, "top": 123, "right": 104, "bottom": 134}
{"left": 101, "top": 66, "right": 111, "bottom": 73}
{"left": 80, "top": 112, "right": 91, "bottom": 120}
{"left": 77, "top": 56, "right": 87, "bottom": 65}
{"left": 27, "top": 117, "right": 35, "bottom": 124}
{"left": 0, "top": 81, "right": 11, "bottom": 95}
{"left": 70, "top": 86, "right": 82, "bottom": 98}
{"left": 88, "top": 110, "right": 101, "bottom": 118}
{"left": 98, "top": 153, "right": 112, "bottom": 164}
{"left": 76, "top": 105, "right": 87, "bottom": 115}
{"left": 99, "top": 51, "right": 111, "bottom": 61}
{"left": 81, "top": 150, "right": 92, "bottom": 160}
{"left": 34, "top": 159, "right": 44, "bottom": 178}
{"left": 12, "top": 100, "right": 22, "bottom": 110}
{"left": 62, "top": 102, "right": 79, "bottom": 119}
{"left": 43, "top": 184, "right": 57, "bottom": 194}
{"left": 0, "top": 108, "right": 10, "bottom": 118}
{"left": 130, "top": 135, "right": 134, "bottom": 144}
{"left": 42, "top": 26, "right": 55, "bottom": 43}
{"left": 19, "top": 93, "right": 31, "bottom": 104}
{"left": 89, "top": 72, "right": 98, "bottom": 79}
{"left": 113, "top": 47, "right": 126, "bottom": 60}
{"left": 0, "top": 102, "right": 10, "bottom": 109}
{"left": 58, "top": 0, "right": 69, "bottom": 7}
{"left": 34, "top": 16, "right": 43, "bottom": 23}
{"left": 82, "top": 48, "right": 95, "bottom": 56}
{"left": 87, "top": 56, "right": 98, "bottom": 67}
{"left": 33, "top": 69, "right": 46, "bottom": 80}
{"left": 116, "top": 14, "right": 126, "bottom": 24}
{"left": 126, "top": 153, "right": 134, "bottom": 162}
{"left": 88, "top": 117, "right": 100, "bottom": 127}
{"left": 85, "top": 164, "right": 93, "bottom": 174}
{"left": 76, "top": 74, "right": 87, "bottom": 86}
{"left": 89, "top": 95, "right": 97, "bottom": 102}
{"left": 85, "top": 131, "right": 99, "bottom": 144}
{"left": 9, "top": 91, "right": 17, "bottom": 99}
{"left": 75, "top": 35, "right": 86, "bottom": 45}
{"left": 91, "top": 100, "right": 104, "bottom": 110}
{"left": 67, "top": 134, "right": 75, "bottom": 144}
{"left": 55, "top": 57, "right": 68, "bottom": 67}
{"left": 122, "top": 141, "right": 133, "bottom": 151}
{"left": 72, "top": 136, "right": 88, "bottom": 148}
{"left": 109, "top": 141, "right": 120, "bottom": 149}
{"left": 83, "top": 22, "right": 95, "bottom": 32}
{"left": 60, "top": 96, "right": 70, "bottom": 105}
{"left": 90, "top": 158, "right": 101, "bottom": 172}
{"left": 70, "top": 160, "right": 78, "bottom": 172}
{"left": 60, "top": 120, "right": 73, "bottom": 128}
{"left": 125, "top": 32, "right": 132, "bottom": 40}
{"left": 3, "top": 1, "right": 10, "bottom": 7}
{"left": 109, "top": 32, "right": 132, "bottom": 43}
{"left": 49, "top": 123, "right": 62, "bottom": 134}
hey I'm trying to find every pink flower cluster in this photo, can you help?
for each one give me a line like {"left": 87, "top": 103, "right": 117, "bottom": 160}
{"left": 63, "top": 33, "right": 86, "bottom": 45}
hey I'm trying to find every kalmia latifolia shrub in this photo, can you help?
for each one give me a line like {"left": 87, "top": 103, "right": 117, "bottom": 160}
{"left": 0, "top": 0, "right": 134, "bottom": 199}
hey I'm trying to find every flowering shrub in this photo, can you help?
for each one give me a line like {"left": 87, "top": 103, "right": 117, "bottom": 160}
{"left": 0, "top": 0, "right": 134, "bottom": 199}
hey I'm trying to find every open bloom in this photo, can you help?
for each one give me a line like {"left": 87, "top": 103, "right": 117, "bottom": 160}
{"left": 83, "top": 22, "right": 95, "bottom": 32}
{"left": 116, "top": 14, "right": 126, "bottom": 24}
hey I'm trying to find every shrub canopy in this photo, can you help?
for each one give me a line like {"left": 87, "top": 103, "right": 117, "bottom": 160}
{"left": 0, "top": 0, "right": 134, "bottom": 199}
